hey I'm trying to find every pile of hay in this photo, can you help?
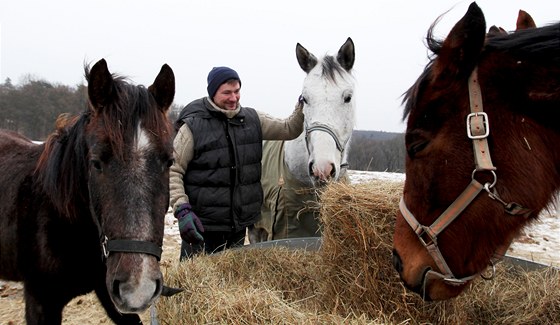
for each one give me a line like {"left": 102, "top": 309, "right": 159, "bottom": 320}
{"left": 156, "top": 180, "right": 559, "bottom": 324}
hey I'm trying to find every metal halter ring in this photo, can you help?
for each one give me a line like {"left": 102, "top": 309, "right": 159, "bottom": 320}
{"left": 472, "top": 169, "right": 497, "bottom": 189}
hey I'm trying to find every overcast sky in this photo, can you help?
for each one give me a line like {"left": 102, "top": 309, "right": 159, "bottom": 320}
{"left": 1, "top": 1, "right": 558, "bottom": 132}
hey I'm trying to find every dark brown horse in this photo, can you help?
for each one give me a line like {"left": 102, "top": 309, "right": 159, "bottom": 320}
{"left": 392, "top": 3, "right": 560, "bottom": 301}
{"left": 0, "top": 59, "right": 175, "bottom": 323}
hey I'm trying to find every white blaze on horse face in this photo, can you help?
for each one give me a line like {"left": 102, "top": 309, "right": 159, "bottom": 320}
{"left": 131, "top": 124, "right": 155, "bottom": 225}
{"left": 107, "top": 123, "right": 161, "bottom": 312}
{"left": 302, "top": 65, "right": 355, "bottom": 183}
{"left": 136, "top": 124, "right": 151, "bottom": 152}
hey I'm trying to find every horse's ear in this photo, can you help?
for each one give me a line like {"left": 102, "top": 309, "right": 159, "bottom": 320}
{"left": 487, "top": 25, "right": 506, "bottom": 38}
{"left": 432, "top": 2, "right": 486, "bottom": 80}
{"left": 337, "top": 37, "right": 355, "bottom": 71}
{"left": 148, "top": 64, "right": 175, "bottom": 112}
{"left": 88, "top": 59, "right": 114, "bottom": 111}
{"left": 516, "top": 10, "right": 536, "bottom": 30}
{"left": 296, "top": 43, "right": 318, "bottom": 73}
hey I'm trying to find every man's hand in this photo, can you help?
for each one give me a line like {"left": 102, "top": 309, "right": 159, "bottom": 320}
{"left": 297, "top": 94, "right": 305, "bottom": 110}
{"left": 175, "top": 203, "right": 204, "bottom": 244}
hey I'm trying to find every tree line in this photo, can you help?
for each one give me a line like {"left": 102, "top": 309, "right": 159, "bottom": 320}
{"left": 0, "top": 77, "right": 405, "bottom": 172}
{"left": 347, "top": 130, "right": 405, "bottom": 173}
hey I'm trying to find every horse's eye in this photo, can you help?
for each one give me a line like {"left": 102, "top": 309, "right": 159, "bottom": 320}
{"left": 167, "top": 158, "right": 175, "bottom": 168}
{"left": 407, "top": 140, "right": 428, "bottom": 158}
{"left": 344, "top": 95, "right": 352, "bottom": 103}
{"left": 91, "top": 159, "right": 102, "bottom": 171}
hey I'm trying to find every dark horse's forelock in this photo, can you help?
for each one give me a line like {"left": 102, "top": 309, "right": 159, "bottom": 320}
{"left": 402, "top": 64, "right": 434, "bottom": 121}
{"left": 83, "top": 70, "right": 172, "bottom": 162}
{"left": 322, "top": 55, "right": 348, "bottom": 84}
{"left": 401, "top": 22, "right": 442, "bottom": 121}
{"left": 36, "top": 73, "right": 172, "bottom": 218}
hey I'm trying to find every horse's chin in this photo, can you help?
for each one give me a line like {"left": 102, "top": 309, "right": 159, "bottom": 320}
{"left": 422, "top": 278, "right": 469, "bottom": 301}
{"left": 413, "top": 269, "right": 470, "bottom": 301}
{"left": 399, "top": 265, "right": 469, "bottom": 301}
{"left": 310, "top": 178, "right": 328, "bottom": 188}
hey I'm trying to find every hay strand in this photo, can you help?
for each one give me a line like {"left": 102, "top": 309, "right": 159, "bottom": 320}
{"left": 156, "top": 180, "right": 560, "bottom": 324}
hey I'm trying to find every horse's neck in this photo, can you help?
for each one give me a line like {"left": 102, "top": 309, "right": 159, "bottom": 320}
{"left": 283, "top": 134, "right": 313, "bottom": 186}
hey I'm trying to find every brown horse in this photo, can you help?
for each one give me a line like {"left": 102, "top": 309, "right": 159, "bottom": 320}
{"left": 392, "top": 2, "right": 560, "bottom": 301}
{"left": 0, "top": 59, "right": 175, "bottom": 323}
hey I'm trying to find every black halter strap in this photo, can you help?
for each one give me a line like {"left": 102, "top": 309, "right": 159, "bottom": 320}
{"left": 105, "top": 239, "right": 162, "bottom": 261}
{"left": 89, "top": 186, "right": 162, "bottom": 261}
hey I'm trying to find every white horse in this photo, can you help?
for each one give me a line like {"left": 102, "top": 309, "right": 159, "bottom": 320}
{"left": 249, "top": 38, "right": 356, "bottom": 243}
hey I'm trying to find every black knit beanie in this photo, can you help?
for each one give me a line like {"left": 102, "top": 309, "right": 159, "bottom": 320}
{"left": 206, "top": 67, "right": 241, "bottom": 99}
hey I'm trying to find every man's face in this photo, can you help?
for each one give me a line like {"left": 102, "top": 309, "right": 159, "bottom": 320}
{"left": 213, "top": 80, "right": 241, "bottom": 110}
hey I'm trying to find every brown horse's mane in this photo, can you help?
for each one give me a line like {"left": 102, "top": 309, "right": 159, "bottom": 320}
{"left": 35, "top": 71, "right": 172, "bottom": 217}
{"left": 485, "top": 23, "right": 560, "bottom": 61}
{"left": 35, "top": 112, "right": 90, "bottom": 217}
{"left": 402, "top": 21, "right": 560, "bottom": 121}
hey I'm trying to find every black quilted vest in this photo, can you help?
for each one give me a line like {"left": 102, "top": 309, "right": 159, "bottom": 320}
{"left": 178, "top": 98, "right": 263, "bottom": 232}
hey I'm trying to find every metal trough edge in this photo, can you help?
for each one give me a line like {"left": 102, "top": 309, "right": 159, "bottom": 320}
{"left": 244, "top": 237, "right": 558, "bottom": 272}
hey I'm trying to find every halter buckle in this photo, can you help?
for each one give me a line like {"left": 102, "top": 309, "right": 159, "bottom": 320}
{"left": 101, "top": 235, "right": 109, "bottom": 259}
{"left": 466, "top": 112, "right": 489, "bottom": 139}
{"left": 417, "top": 226, "right": 436, "bottom": 247}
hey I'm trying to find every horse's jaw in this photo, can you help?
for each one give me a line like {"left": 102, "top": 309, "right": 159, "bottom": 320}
{"left": 284, "top": 136, "right": 313, "bottom": 185}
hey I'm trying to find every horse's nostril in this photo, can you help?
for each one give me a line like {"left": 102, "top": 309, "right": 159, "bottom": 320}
{"left": 392, "top": 249, "right": 403, "bottom": 273}
{"left": 308, "top": 161, "right": 314, "bottom": 177}
{"left": 112, "top": 279, "right": 121, "bottom": 299}
{"left": 153, "top": 279, "right": 162, "bottom": 299}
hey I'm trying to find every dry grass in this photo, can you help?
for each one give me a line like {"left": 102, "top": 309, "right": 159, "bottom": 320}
{"left": 4, "top": 179, "right": 554, "bottom": 324}
{"left": 155, "top": 180, "right": 560, "bottom": 324}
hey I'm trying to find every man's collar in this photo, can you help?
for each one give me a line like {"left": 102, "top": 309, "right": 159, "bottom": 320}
{"left": 207, "top": 97, "right": 241, "bottom": 119}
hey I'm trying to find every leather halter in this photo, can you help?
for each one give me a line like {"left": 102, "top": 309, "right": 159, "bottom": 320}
{"left": 306, "top": 123, "right": 346, "bottom": 153}
{"left": 305, "top": 123, "right": 350, "bottom": 170}
{"left": 399, "top": 67, "right": 531, "bottom": 286}
{"left": 89, "top": 185, "right": 163, "bottom": 262}
{"left": 302, "top": 110, "right": 350, "bottom": 172}
{"left": 299, "top": 94, "right": 350, "bottom": 170}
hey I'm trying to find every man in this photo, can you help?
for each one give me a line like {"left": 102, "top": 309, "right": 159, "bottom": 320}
{"left": 170, "top": 66, "right": 304, "bottom": 260}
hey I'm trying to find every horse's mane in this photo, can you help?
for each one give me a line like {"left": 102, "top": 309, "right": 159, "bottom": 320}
{"left": 36, "top": 113, "right": 91, "bottom": 217}
{"left": 35, "top": 69, "right": 172, "bottom": 217}
{"left": 402, "top": 21, "right": 560, "bottom": 121}
{"left": 322, "top": 56, "right": 353, "bottom": 84}
{"left": 484, "top": 23, "right": 560, "bottom": 62}
{"left": 401, "top": 62, "right": 435, "bottom": 122}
